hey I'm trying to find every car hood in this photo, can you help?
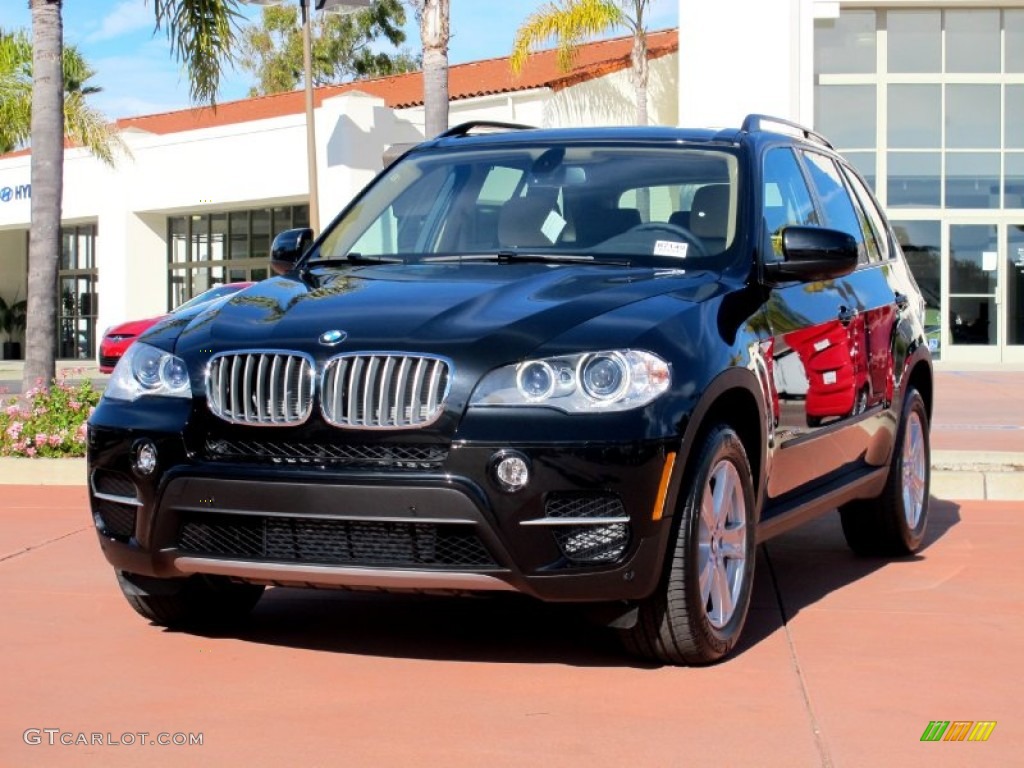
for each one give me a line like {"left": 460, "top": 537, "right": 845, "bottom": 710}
{"left": 166, "top": 263, "right": 721, "bottom": 366}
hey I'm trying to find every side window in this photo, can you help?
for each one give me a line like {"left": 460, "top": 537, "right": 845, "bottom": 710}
{"left": 842, "top": 166, "right": 891, "bottom": 262}
{"left": 762, "top": 148, "right": 818, "bottom": 259}
{"left": 800, "top": 151, "right": 870, "bottom": 264}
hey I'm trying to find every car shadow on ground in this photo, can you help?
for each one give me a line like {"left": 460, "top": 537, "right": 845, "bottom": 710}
{"left": 173, "top": 497, "right": 961, "bottom": 668}
{"left": 734, "top": 497, "right": 962, "bottom": 659}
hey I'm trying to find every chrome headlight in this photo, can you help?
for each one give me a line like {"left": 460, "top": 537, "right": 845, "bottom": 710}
{"left": 104, "top": 342, "right": 192, "bottom": 402}
{"left": 470, "top": 350, "right": 670, "bottom": 413}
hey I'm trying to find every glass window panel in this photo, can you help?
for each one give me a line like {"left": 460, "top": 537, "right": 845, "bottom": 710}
{"left": 891, "top": 220, "right": 940, "bottom": 355}
{"left": 814, "top": 10, "right": 876, "bottom": 75}
{"left": 945, "top": 10, "right": 1000, "bottom": 73}
{"left": 169, "top": 270, "right": 188, "bottom": 309}
{"left": 190, "top": 215, "right": 209, "bottom": 261}
{"left": 841, "top": 152, "right": 876, "bottom": 191}
{"left": 1008, "top": 86, "right": 1024, "bottom": 150}
{"left": 946, "top": 85, "right": 999, "bottom": 149}
{"left": 950, "top": 297, "right": 995, "bottom": 345}
{"left": 887, "top": 153, "right": 941, "bottom": 208}
{"left": 229, "top": 211, "right": 249, "bottom": 260}
{"left": 815, "top": 85, "right": 875, "bottom": 149}
{"left": 950, "top": 224, "right": 997, "bottom": 295}
{"left": 251, "top": 268, "right": 268, "bottom": 282}
{"left": 842, "top": 167, "right": 889, "bottom": 261}
{"left": 293, "top": 205, "right": 310, "bottom": 230}
{"left": 209, "top": 213, "right": 228, "bottom": 262}
{"left": 945, "top": 153, "right": 1000, "bottom": 209}
{"left": 169, "top": 217, "right": 188, "bottom": 264}
{"left": 1007, "top": 10, "right": 1024, "bottom": 73}
{"left": 251, "top": 209, "right": 271, "bottom": 260}
{"left": 887, "top": 10, "right": 940, "bottom": 73}
{"left": 888, "top": 85, "right": 940, "bottom": 148}
{"left": 271, "top": 206, "right": 291, "bottom": 239}
{"left": 60, "top": 231, "right": 73, "bottom": 270}
{"left": 1006, "top": 154, "right": 1024, "bottom": 207}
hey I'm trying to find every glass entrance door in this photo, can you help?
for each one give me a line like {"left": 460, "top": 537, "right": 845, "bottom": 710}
{"left": 947, "top": 223, "right": 998, "bottom": 355}
{"left": 944, "top": 221, "right": 1024, "bottom": 363}
{"left": 1006, "top": 224, "right": 1024, "bottom": 360}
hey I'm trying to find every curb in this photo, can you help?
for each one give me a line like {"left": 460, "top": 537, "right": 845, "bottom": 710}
{"left": 1, "top": 451, "right": 1020, "bottom": 501}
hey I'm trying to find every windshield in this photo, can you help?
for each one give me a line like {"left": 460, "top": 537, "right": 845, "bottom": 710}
{"left": 313, "top": 143, "right": 742, "bottom": 269}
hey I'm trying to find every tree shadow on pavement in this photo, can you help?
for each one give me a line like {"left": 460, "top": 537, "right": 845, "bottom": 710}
{"left": 734, "top": 497, "right": 961, "bottom": 659}
{"left": 174, "top": 498, "right": 960, "bottom": 668}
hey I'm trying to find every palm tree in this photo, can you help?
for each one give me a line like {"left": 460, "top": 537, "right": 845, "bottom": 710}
{"left": 409, "top": 0, "right": 449, "bottom": 138}
{"left": 23, "top": 0, "right": 64, "bottom": 392}
{"left": 0, "top": 27, "right": 125, "bottom": 162}
{"left": 510, "top": 0, "right": 654, "bottom": 125}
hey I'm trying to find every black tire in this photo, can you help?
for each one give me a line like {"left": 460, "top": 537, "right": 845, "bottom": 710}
{"left": 116, "top": 571, "right": 265, "bottom": 627}
{"left": 620, "top": 426, "right": 756, "bottom": 665}
{"left": 839, "top": 387, "right": 930, "bottom": 556}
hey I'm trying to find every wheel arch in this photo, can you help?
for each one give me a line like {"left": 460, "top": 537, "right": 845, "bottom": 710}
{"left": 667, "top": 368, "right": 767, "bottom": 523}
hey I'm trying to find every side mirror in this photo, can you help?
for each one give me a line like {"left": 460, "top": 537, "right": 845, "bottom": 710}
{"left": 763, "top": 226, "right": 859, "bottom": 283}
{"left": 270, "top": 228, "right": 314, "bottom": 275}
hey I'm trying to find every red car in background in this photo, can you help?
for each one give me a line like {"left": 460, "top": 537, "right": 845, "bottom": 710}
{"left": 98, "top": 282, "right": 254, "bottom": 373}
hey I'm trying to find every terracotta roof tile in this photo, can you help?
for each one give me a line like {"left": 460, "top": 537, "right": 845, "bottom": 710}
{"left": 114, "top": 29, "right": 677, "bottom": 136}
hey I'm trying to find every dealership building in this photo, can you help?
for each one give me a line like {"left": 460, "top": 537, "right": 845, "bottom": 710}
{"left": 2, "top": 0, "right": 1023, "bottom": 366}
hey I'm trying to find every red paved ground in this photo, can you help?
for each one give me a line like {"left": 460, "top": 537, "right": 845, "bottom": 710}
{"left": 1, "top": 485, "right": 1019, "bottom": 767}
{"left": 932, "top": 370, "right": 1024, "bottom": 453}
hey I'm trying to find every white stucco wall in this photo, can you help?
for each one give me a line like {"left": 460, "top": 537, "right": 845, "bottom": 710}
{"left": 677, "top": 0, "right": 819, "bottom": 128}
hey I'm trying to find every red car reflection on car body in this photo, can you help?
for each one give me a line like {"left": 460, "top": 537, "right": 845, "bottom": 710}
{"left": 98, "top": 283, "right": 253, "bottom": 373}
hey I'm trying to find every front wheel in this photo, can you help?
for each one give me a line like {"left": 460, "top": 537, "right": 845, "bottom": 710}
{"left": 620, "top": 425, "right": 756, "bottom": 665}
{"left": 839, "top": 387, "right": 930, "bottom": 556}
{"left": 116, "top": 571, "right": 265, "bottom": 627}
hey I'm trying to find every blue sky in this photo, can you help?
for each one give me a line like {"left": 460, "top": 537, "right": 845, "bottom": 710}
{"left": 1, "top": 1, "right": 678, "bottom": 120}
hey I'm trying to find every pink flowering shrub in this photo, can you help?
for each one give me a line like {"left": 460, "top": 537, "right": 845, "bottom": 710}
{"left": 0, "top": 372, "right": 100, "bottom": 458}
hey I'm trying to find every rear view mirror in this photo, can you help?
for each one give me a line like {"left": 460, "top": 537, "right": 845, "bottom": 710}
{"left": 763, "top": 226, "right": 858, "bottom": 283}
{"left": 270, "top": 228, "right": 314, "bottom": 275}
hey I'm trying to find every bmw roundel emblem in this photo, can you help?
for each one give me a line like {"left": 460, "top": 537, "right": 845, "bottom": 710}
{"left": 319, "top": 330, "right": 347, "bottom": 346}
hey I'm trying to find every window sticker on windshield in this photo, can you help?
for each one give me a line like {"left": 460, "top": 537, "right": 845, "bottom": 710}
{"left": 654, "top": 240, "right": 688, "bottom": 258}
{"left": 541, "top": 210, "right": 567, "bottom": 244}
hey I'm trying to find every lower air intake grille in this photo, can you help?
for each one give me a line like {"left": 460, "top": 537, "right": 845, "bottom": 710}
{"left": 204, "top": 439, "right": 448, "bottom": 470}
{"left": 545, "top": 493, "right": 626, "bottom": 519}
{"left": 554, "top": 524, "right": 629, "bottom": 564}
{"left": 178, "top": 514, "right": 495, "bottom": 568}
{"left": 94, "top": 498, "right": 137, "bottom": 541}
{"left": 92, "top": 469, "right": 139, "bottom": 500}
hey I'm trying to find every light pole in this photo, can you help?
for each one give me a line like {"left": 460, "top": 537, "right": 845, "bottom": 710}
{"left": 242, "top": 0, "right": 371, "bottom": 234}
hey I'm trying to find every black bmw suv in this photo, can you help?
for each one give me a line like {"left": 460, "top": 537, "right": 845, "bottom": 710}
{"left": 88, "top": 116, "right": 932, "bottom": 664}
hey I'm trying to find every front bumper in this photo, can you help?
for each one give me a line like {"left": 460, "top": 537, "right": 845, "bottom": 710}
{"left": 87, "top": 421, "right": 680, "bottom": 603}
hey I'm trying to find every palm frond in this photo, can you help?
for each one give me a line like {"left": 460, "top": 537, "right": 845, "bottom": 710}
{"left": 152, "top": 0, "right": 244, "bottom": 105}
{"left": 510, "top": 0, "right": 623, "bottom": 75}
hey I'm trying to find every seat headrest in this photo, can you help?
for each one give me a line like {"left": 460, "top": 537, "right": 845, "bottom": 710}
{"left": 498, "top": 197, "right": 559, "bottom": 248}
{"left": 690, "top": 184, "right": 731, "bottom": 240}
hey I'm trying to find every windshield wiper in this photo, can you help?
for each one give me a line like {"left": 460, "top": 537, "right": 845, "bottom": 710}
{"left": 421, "top": 251, "right": 632, "bottom": 267}
{"left": 304, "top": 253, "right": 405, "bottom": 268}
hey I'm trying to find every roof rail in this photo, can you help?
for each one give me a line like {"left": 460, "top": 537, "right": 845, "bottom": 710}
{"left": 740, "top": 114, "right": 833, "bottom": 150}
{"left": 436, "top": 120, "right": 536, "bottom": 139}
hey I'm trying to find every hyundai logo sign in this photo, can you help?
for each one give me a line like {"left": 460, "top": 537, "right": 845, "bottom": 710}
{"left": 0, "top": 184, "right": 31, "bottom": 203}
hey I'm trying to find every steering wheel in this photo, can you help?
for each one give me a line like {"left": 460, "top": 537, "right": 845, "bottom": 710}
{"left": 624, "top": 222, "right": 708, "bottom": 259}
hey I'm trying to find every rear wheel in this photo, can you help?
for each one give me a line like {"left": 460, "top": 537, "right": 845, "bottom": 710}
{"left": 116, "top": 571, "right": 265, "bottom": 627}
{"left": 620, "top": 426, "right": 756, "bottom": 665}
{"left": 839, "top": 387, "right": 930, "bottom": 556}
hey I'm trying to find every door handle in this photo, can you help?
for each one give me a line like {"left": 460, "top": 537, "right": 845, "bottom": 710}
{"left": 894, "top": 292, "right": 910, "bottom": 311}
{"left": 838, "top": 306, "right": 858, "bottom": 326}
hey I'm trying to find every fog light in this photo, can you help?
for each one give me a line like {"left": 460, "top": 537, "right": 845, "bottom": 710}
{"left": 132, "top": 440, "right": 158, "bottom": 476}
{"left": 492, "top": 451, "right": 530, "bottom": 492}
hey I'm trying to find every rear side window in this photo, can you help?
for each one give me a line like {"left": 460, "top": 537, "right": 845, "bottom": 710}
{"left": 842, "top": 166, "right": 891, "bottom": 262}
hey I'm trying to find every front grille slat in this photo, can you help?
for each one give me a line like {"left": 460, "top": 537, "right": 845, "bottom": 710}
{"left": 322, "top": 353, "right": 451, "bottom": 430}
{"left": 207, "top": 351, "right": 314, "bottom": 426}
{"left": 204, "top": 438, "right": 448, "bottom": 470}
{"left": 178, "top": 513, "right": 495, "bottom": 569}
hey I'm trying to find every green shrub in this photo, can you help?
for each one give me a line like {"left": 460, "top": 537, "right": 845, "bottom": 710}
{"left": 0, "top": 372, "right": 100, "bottom": 458}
